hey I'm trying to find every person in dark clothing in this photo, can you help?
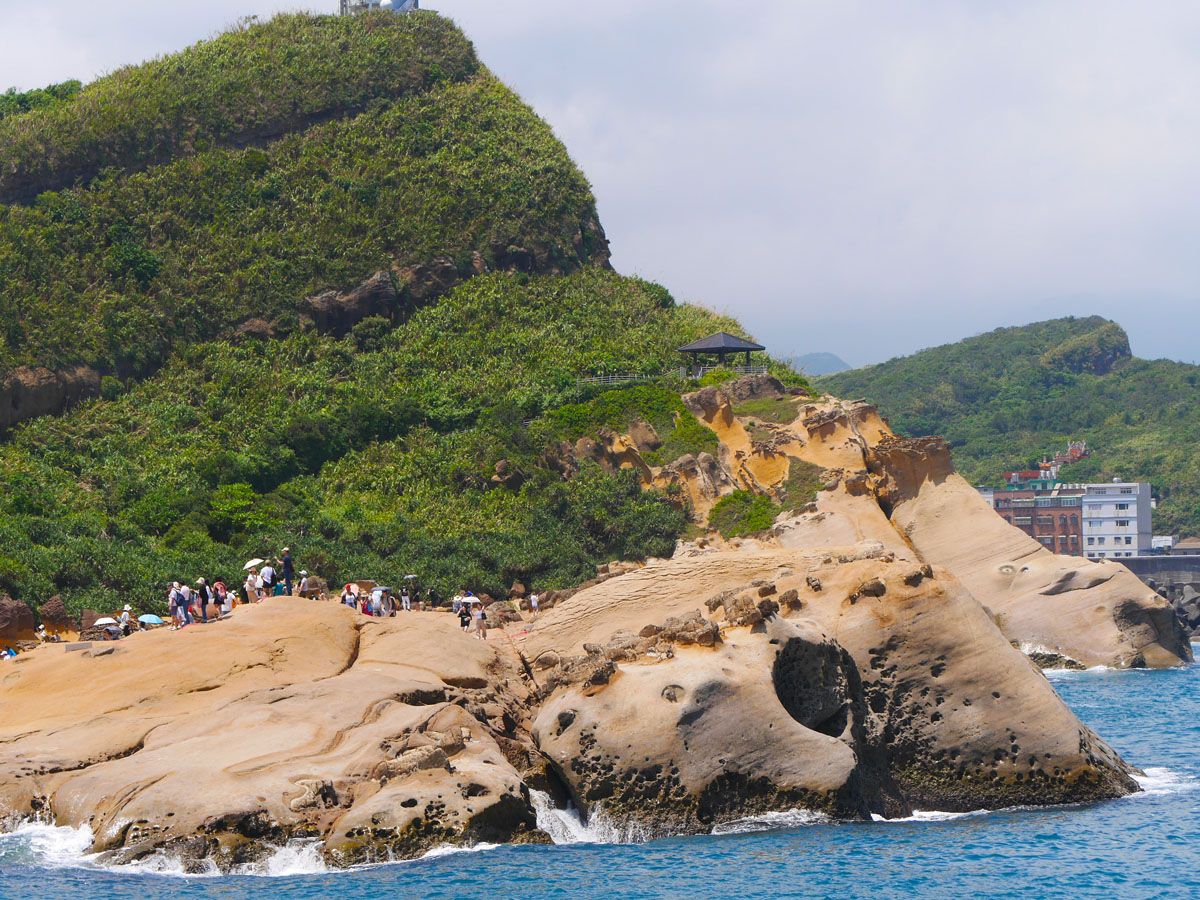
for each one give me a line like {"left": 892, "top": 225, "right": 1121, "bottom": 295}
{"left": 457, "top": 605, "right": 472, "bottom": 632}
{"left": 277, "top": 548, "right": 295, "bottom": 596}
{"left": 196, "top": 578, "right": 213, "bottom": 623}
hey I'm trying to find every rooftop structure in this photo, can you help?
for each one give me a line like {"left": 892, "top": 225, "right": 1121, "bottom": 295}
{"left": 678, "top": 332, "right": 766, "bottom": 377}
{"left": 339, "top": 0, "right": 418, "bottom": 15}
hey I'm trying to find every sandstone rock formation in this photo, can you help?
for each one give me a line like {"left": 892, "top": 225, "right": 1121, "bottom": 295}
{"left": 583, "top": 376, "right": 1188, "bottom": 670}
{"left": 0, "top": 555, "right": 1141, "bottom": 869}
{"left": 0, "top": 595, "right": 35, "bottom": 642}
{"left": 0, "top": 602, "right": 545, "bottom": 870}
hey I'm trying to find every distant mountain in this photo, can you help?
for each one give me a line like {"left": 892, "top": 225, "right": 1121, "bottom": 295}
{"left": 818, "top": 316, "right": 1200, "bottom": 535}
{"left": 792, "top": 352, "right": 851, "bottom": 376}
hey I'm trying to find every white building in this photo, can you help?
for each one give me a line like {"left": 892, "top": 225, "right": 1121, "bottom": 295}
{"left": 1079, "top": 481, "right": 1152, "bottom": 559}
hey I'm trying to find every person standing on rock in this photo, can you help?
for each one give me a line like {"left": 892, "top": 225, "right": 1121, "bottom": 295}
{"left": 244, "top": 570, "right": 258, "bottom": 605}
{"left": 400, "top": 584, "right": 411, "bottom": 612}
{"left": 298, "top": 571, "right": 309, "bottom": 598}
{"left": 341, "top": 584, "right": 356, "bottom": 609}
{"left": 529, "top": 592, "right": 539, "bottom": 621}
{"left": 119, "top": 605, "right": 133, "bottom": 636}
{"left": 260, "top": 562, "right": 275, "bottom": 598}
{"left": 473, "top": 603, "right": 487, "bottom": 640}
{"left": 277, "top": 548, "right": 294, "bottom": 597}
{"left": 457, "top": 603, "right": 472, "bottom": 631}
{"left": 195, "top": 578, "right": 212, "bottom": 624}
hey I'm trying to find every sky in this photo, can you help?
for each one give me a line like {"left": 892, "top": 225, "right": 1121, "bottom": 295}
{"left": 3, "top": 1, "right": 1200, "bottom": 367}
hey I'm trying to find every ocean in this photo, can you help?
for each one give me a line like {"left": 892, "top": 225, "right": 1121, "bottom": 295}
{"left": 2, "top": 653, "right": 1197, "bottom": 900}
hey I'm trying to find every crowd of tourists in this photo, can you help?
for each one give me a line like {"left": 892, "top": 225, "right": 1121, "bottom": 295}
{"left": 169, "top": 549, "right": 305, "bottom": 630}
{"left": 11, "top": 539, "right": 545, "bottom": 649}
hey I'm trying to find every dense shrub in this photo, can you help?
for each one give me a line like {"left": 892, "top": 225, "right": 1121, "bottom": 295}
{"left": 708, "top": 490, "right": 781, "bottom": 538}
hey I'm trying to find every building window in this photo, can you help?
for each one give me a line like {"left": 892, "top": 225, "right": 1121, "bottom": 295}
{"left": 1116, "top": 503, "right": 1129, "bottom": 511}
{"left": 1071, "top": 514, "right": 1078, "bottom": 525}
{"left": 1059, "top": 515, "right": 1068, "bottom": 525}
{"left": 1120, "top": 487, "right": 1134, "bottom": 494}
{"left": 1037, "top": 516, "right": 1053, "bottom": 526}
{"left": 1116, "top": 520, "right": 1129, "bottom": 527}
{"left": 1093, "top": 489, "right": 1108, "bottom": 495}
{"left": 1015, "top": 517, "right": 1032, "bottom": 526}
{"left": 1088, "top": 537, "right": 1095, "bottom": 546}
{"left": 1125, "top": 537, "right": 1132, "bottom": 545}
{"left": 1098, "top": 537, "right": 1106, "bottom": 545}
{"left": 1070, "top": 535, "right": 1078, "bottom": 544}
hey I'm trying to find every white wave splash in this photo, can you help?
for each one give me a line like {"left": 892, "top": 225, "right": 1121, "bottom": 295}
{"left": 871, "top": 808, "right": 988, "bottom": 823}
{"left": 529, "top": 790, "right": 648, "bottom": 844}
{"left": 0, "top": 820, "right": 330, "bottom": 878}
{"left": 1130, "top": 766, "right": 1198, "bottom": 797}
{"left": 710, "top": 808, "right": 827, "bottom": 835}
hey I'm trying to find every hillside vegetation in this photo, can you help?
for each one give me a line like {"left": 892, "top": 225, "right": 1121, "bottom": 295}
{"left": 0, "top": 12, "right": 603, "bottom": 379}
{"left": 0, "top": 11, "right": 795, "bottom": 619}
{"left": 819, "top": 316, "right": 1200, "bottom": 535}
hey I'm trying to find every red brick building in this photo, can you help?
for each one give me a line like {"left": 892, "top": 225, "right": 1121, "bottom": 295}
{"left": 993, "top": 489, "right": 1086, "bottom": 556}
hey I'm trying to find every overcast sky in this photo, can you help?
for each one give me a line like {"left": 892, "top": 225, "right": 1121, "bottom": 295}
{"left": 3, "top": 1, "right": 1200, "bottom": 367}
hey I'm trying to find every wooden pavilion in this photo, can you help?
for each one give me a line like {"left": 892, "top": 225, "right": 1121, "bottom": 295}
{"left": 678, "top": 332, "right": 765, "bottom": 377}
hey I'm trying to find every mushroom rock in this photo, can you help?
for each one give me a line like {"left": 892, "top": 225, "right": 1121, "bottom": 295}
{"left": 0, "top": 595, "right": 35, "bottom": 642}
{"left": 38, "top": 595, "right": 70, "bottom": 633}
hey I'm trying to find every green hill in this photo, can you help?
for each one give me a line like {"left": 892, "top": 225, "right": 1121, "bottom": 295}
{"left": 818, "top": 316, "right": 1200, "bottom": 535}
{"left": 0, "top": 12, "right": 604, "bottom": 384}
{"left": 0, "top": 12, "right": 800, "bottom": 618}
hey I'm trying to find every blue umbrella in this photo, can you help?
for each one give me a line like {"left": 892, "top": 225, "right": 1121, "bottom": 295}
{"left": 138, "top": 614, "right": 164, "bottom": 625}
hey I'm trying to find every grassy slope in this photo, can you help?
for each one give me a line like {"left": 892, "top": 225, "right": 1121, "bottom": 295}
{"left": 819, "top": 316, "right": 1200, "bottom": 535}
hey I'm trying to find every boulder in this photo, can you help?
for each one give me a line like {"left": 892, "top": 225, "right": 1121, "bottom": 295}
{"left": 303, "top": 271, "right": 398, "bottom": 337}
{"left": 0, "top": 365, "right": 101, "bottom": 431}
{"left": 722, "top": 374, "right": 787, "bottom": 402}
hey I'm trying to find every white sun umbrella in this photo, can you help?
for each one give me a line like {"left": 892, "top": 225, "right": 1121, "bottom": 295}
{"left": 243, "top": 558, "right": 265, "bottom": 570}
{"left": 404, "top": 574, "right": 418, "bottom": 580}
{"left": 92, "top": 617, "right": 118, "bottom": 626}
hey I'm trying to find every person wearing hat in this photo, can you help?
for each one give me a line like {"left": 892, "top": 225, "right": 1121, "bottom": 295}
{"left": 298, "top": 571, "right": 309, "bottom": 598}
{"left": 196, "top": 577, "right": 212, "bottom": 624}
{"left": 118, "top": 604, "right": 133, "bottom": 636}
{"left": 276, "top": 548, "right": 294, "bottom": 597}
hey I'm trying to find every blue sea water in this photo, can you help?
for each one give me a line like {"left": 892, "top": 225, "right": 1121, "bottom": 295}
{"left": 2, "top": 656, "right": 1198, "bottom": 900}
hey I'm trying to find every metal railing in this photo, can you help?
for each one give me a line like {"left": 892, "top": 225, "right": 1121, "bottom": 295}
{"left": 576, "top": 369, "right": 686, "bottom": 386}
{"left": 575, "top": 364, "right": 769, "bottom": 387}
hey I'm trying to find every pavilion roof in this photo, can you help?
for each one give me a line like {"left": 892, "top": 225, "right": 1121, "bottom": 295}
{"left": 677, "top": 331, "right": 765, "bottom": 353}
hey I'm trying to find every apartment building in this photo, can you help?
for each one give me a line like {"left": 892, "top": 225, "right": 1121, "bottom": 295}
{"left": 1078, "top": 481, "right": 1153, "bottom": 559}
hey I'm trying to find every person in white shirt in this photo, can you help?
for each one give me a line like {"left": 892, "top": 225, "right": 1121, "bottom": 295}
{"left": 298, "top": 571, "right": 309, "bottom": 597}
{"left": 529, "top": 593, "right": 539, "bottom": 619}
{"left": 259, "top": 563, "right": 276, "bottom": 595}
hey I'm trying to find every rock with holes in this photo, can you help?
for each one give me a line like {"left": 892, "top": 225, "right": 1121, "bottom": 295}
{"left": 521, "top": 544, "right": 1140, "bottom": 826}
{"left": 532, "top": 616, "right": 869, "bottom": 836}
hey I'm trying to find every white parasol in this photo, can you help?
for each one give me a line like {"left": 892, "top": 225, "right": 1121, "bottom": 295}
{"left": 404, "top": 574, "right": 418, "bottom": 580}
{"left": 243, "top": 558, "right": 265, "bottom": 571}
{"left": 92, "top": 617, "right": 118, "bottom": 626}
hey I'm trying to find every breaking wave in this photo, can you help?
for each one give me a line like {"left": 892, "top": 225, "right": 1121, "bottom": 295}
{"left": 0, "top": 821, "right": 331, "bottom": 878}
{"left": 529, "top": 790, "right": 649, "bottom": 844}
